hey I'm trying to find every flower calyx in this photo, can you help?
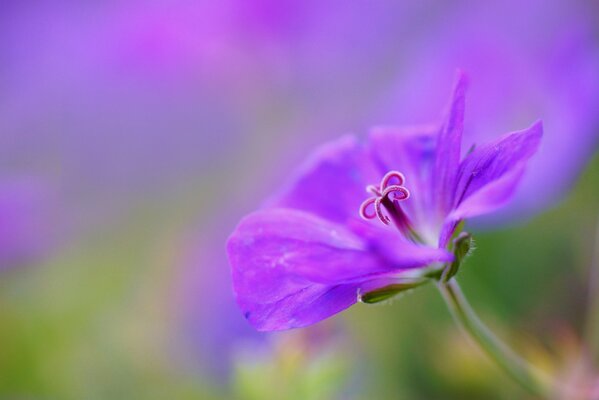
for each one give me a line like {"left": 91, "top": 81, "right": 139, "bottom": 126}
{"left": 441, "top": 232, "right": 473, "bottom": 282}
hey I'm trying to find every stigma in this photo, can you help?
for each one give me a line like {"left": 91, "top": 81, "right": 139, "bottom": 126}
{"left": 359, "top": 170, "right": 422, "bottom": 242}
{"left": 359, "top": 171, "right": 410, "bottom": 224}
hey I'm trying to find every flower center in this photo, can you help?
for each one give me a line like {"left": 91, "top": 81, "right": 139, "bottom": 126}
{"left": 359, "top": 170, "right": 420, "bottom": 242}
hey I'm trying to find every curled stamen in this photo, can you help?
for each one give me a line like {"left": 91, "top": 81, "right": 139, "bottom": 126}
{"left": 359, "top": 170, "right": 410, "bottom": 227}
{"left": 382, "top": 185, "right": 410, "bottom": 202}
{"left": 357, "top": 170, "right": 420, "bottom": 242}
{"left": 359, "top": 197, "right": 378, "bottom": 220}
{"left": 381, "top": 171, "right": 405, "bottom": 189}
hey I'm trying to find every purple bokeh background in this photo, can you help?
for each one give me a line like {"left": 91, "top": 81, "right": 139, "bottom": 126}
{"left": 0, "top": 0, "right": 597, "bottom": 390}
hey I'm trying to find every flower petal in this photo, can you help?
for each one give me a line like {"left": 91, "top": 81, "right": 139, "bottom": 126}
{"left": 437, "top": 121, "right": 542, "bottom": 246}
{"left": 432, "top": 70, "right": 468, "bottom": 215}
{"left": 227, "top": 208, "right": 378, "bottom": 331}
{"left": 228, "top": 209, "right": 386, "bottom": 291}
{"left": 449, "top": 165, "right": 526, "bottom": 221}
{"left": 348, "top": 219, "right": 453, "bottom": 272}
{"left": 452, "top": 120, "right": 543, "bottom": 216}
{"left": 227, "top": 208, "right": 451, "bottom": 331}
{"left": 237, "top": 282, "right": 360, "bottom": 331}
{"left": 228, "top": 208, "right": 446, "bottom": 289}
{"left": 266, "top": 135, "right": 379, "bottom": 224}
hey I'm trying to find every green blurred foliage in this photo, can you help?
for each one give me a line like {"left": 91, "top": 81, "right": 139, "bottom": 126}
{"left": 232, "top": 333, "right": 351, "bottom": 400}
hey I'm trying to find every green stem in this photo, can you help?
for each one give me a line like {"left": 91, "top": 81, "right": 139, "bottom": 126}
{"left": 437, "top": 279, "right": 551, "bottom": 397}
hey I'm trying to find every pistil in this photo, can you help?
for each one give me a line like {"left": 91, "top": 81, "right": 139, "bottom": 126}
{"left": 359, "top": 170, "right": 422, "bottom": 243}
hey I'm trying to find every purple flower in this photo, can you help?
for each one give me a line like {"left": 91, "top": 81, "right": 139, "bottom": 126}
{"left": 227, "top": 72, "right": 543, "bottom": 331}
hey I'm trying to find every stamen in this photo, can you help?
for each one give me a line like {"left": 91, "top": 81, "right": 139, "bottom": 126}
{"left": 358, "top": 170, "right": 411, "bottom": 229}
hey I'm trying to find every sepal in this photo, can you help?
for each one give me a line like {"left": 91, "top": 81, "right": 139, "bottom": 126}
{"left": 442, "top": 232, "right": 473, "bottom": 282}
{"left": 358, "top": 280, "right": 428, "bottom": 304}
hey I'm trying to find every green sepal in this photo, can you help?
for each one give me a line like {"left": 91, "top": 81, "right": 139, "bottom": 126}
{"left": 442, "top": 232, "right": 473, "bottom": 282}
{"left": 359, "top": 280, "right": 428, "bottom": 304}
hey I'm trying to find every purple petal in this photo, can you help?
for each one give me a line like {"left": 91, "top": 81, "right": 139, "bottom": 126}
{"left": 230, "top": 209, "right": 397, "bottom": 289}
{"left": 266, "top": 135, "right": 380, "bottom": 224}
{"left": 432, "top": 71, "right": 468, "bottom": 216}
{"left": 449, "top": 165, "right": 526, "bottom": 221}
{"left": 237, "top": 282, "right": 360, "bottom": 331}
{"left": 451, "top": 120, "right": 543, "bottom": 220}
{"left": 347, "top": 217, "right": 453, "bottom": 269}
{"left": 227, "top": 208, "right": 450, "bottom": 331}
{"left": 227, "top": 209, "right": 372, "bottom": 331}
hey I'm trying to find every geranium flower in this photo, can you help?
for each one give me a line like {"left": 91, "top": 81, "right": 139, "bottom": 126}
{"left": 227, "top": 72, "right": 542, "bottom": 331}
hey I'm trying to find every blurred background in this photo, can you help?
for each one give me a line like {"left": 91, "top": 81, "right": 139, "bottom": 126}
{"left": 0, "top": 1, "right": 598, "bottom": 399}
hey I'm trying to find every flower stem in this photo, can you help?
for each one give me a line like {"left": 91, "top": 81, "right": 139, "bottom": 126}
{"left": 437, "top": 279, "right": 551, "bottom": 396}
